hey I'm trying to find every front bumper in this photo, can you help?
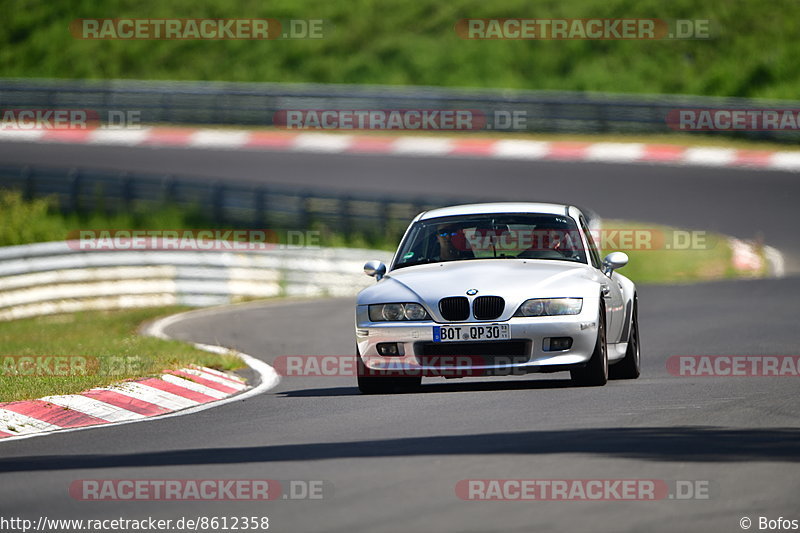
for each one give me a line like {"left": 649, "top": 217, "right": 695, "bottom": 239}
{"left": 356, "top": 304, "right": 599, "bottom": 376}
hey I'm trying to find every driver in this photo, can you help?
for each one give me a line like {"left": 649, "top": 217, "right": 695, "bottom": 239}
{"left": 435, "top": 224, "right": 472, "bottom": 261}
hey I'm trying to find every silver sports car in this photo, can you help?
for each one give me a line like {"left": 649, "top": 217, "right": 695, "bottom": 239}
{"left": 355, "top": 202, "right": 640, "bottom": 394}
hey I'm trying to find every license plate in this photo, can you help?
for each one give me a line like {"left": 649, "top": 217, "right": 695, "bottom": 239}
{"left": 433, "top": 324, "right": 510, "bottom": 342}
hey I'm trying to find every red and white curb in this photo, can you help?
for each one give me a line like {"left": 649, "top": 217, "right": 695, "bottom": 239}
{"left": 730, "top": 238, "right": 785, "bottom": 277}
{"left": 0, "top": 310, "right": 280, "bottom": 443}
{"left": 1, "top": 127, "right": 800, "bottom": 172}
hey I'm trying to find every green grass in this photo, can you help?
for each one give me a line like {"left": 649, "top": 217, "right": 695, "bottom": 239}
{"left": 2, "top": 0, "right": 800, "bottom": 99}
{"left": 0, "top": 307, "right": 243, "bottom": 403}
{"left": 0, "top": 190, "right": 213, "bottom": 247}
{"left": 602, "top": 219, "right": 745, "bottom": 284}
{"left": 0, "top": 189, "right": 394, "bottom": 250}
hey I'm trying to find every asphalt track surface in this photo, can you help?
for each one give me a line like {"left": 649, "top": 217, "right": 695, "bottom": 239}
{"left": 0, "top": 142, "right": 799, "bottom": 533}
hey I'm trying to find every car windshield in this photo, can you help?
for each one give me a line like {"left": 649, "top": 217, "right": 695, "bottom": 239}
{"left": 393, "top": 213, "right": 587, "bottom": 269}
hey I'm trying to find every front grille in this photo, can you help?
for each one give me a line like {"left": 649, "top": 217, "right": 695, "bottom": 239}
{"left": 416, "top": 341, "right": 529, "bottom": 366}
{"left": 472, "top": 296, "right": 505, "bottom": 320}
{"left": 439, "top": 296, "right": 470, "bottom": 321}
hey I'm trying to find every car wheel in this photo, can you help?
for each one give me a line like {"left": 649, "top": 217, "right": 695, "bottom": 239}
{"left": 570, "top": 303, "right": 608, "bottom": 387}
{"left": 356, "top": 347, "right": 421, "bottom": 394}
{"left": 610, "top": 295, "right": 641, "bottom": 380}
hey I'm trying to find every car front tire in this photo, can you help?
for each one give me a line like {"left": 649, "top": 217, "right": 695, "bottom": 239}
{"left": 570, "top": 303, "right": 608, "bottom": 387}
{"left": 609, "top": 295, "right": 641, "bottom": 380}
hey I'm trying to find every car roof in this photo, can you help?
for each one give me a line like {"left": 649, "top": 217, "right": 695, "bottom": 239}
{"left": 417, "top": 202, "right": 579, "bottom": 221}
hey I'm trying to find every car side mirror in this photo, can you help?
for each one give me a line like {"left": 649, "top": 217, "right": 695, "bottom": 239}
{"left": 364, "top": 260, "right": 387, "bottom": 281}
{"left": 602, "top": 252, "right": 629, "bottom": 276}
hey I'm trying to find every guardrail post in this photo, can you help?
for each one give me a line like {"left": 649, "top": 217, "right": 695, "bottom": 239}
{"left": 299, "top": 192, "right": 312, "bottom": 231}
{"left": 68, "top": 169, "right": 81, "bottom": 212}
{"left": 21, "top": 166, "right": 34, "bottom": 200}
{"left": 212, "top": 181, "right": 225, "bottom": 224}
{"left": 339, "top": 196, "right": 351, "bottom": 236}
{"left": 379, "top": 199, "right": 390, "bottom": 238}
{"left": 253, "top": 186, "right": 267, "bottom": 227}
{"left": 121, "top": 172, "right": 134, "bottom": 209}
{"left": 161, "top": 175, "right": 176, "bottom": 204}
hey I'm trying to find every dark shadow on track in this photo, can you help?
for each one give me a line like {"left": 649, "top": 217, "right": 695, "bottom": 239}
{"left": 277, "top": 378, "right": 574, "bottom": 397}
{"left": 3, "top": 427, "right": 799, "bottom": 473}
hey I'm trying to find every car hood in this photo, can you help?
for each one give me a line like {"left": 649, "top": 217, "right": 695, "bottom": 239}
{"left": 357, "top": 259, "right": 601, "bottom": 320}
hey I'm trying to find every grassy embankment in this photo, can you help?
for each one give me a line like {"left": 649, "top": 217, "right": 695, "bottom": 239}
{"left": 3, "top": 0, "right": 799, "bottom": 99}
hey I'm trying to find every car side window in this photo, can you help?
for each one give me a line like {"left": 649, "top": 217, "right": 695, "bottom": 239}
{"left": 580, "top": 217, "right": 602, "bottom": 269}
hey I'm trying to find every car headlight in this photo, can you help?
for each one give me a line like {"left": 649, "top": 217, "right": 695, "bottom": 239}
{"left": 369, "top": 303, "right": 431, "bottom": 321}
{"left": 514, "top": 298, "right": 582, "bottom": 317}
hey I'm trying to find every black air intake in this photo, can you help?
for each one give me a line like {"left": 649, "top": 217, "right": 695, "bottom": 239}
{"left": 439, "top": 296, "right": 470, "bottom": 321}
{"left": 472, "top": 296, "right": 505, "bottom": 320}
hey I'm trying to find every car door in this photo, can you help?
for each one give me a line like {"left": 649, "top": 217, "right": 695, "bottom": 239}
{"left": 580, "top": 216, "right": 625, "bottom": 343}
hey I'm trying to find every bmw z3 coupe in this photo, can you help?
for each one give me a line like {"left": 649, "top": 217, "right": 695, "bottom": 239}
{"left": 355, "top": 202, "right": 640, "bottom": 394}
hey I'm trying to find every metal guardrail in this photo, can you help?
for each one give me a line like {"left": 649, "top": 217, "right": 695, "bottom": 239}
{"left": 0, "top": 163, "right": 468, "bottom": 239}
{"left": 0, "top": 241, "right": 393, "bottom": 321}
{"left": 2, "top": 78, "right": 800, "bottom": 141}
